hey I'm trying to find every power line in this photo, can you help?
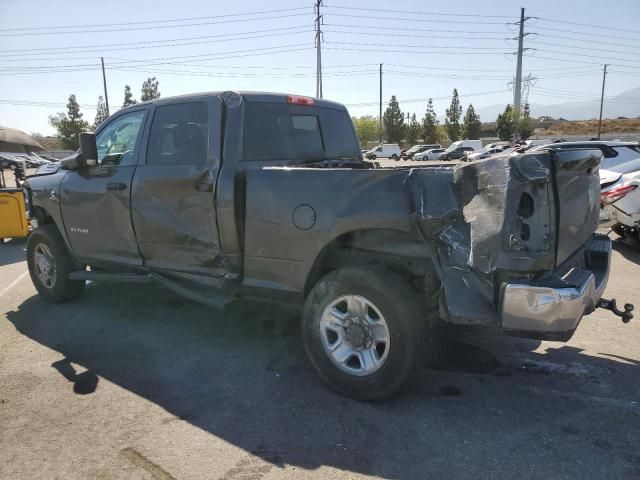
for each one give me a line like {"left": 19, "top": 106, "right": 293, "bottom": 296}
{"left": 325, "top": 46, "right": 505, "bottom": 56}
{"left": 535, "top": 17, "right": 640, "bottom": 35}
{"left": 0, "top": 99, "right": 98, "bottom": 108}
{"left": 529, "top": 41, "right": 640, "bottom": 58}
{"left": 0, "top": 12, "right": 310, "bottom": 37}
{"left": 326, "top": 41, "right": 509, "bottom": 51}
{"left": 535, "top": 86, "right": 640, "bottom": 101}
{"left": 528, "top": 25, "right": 640, "bottom": 42}
{"left": 345, "top": 89, "right": 508, "bottom": 108}
{"left": 0, "top": 45, "right": 317, "bottom": 75}
{"left": 0, "top": 7, "right": 309, "bottom": 32}
{"left": 324, "top": 13, "right": 509, "bottom": 25}
{"left": 535, "top": 48, "right": 640, "bottom": 65}
{"left": 530, "top": 33, "right": 638, "bottom": 50}
{"left": 325, "top": 22, "right": 512, "bottom": 35}
{"left": 323, "top": 4, "right": 512, "bottom": 18}
{"left": 530, "top": 54, "right": 640, "bottom": 70}
{"left": 0, "top": 26, "right": 312, "bottom": 57}
{"left": 324, "top": 29, "right": 509, "bottom": 42}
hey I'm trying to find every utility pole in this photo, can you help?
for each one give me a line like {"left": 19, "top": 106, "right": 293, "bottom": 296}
{"left": 379, "top": 63, "right": 383, "bottom": 144}
{"left": 513, "top": 7, "right": 525, "bottom": 129}
{"left": 101, "top": 57, "right": 110, "bottom": 116}
{"left": 314, "top": 0, "right": 323, "bottom": 98}
{"left": 597, "top": 64, "right": 609, "bottom": 139}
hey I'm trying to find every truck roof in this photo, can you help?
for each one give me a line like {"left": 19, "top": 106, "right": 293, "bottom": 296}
{"left": 125, "top": 91, "right": 348, "bottom": 111}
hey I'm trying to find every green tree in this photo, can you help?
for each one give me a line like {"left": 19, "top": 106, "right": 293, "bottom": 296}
{"left": 141, "top": 77, "right": 160, "bottom": 101}
{"left": 383, "top": 95, "right": 404, "bottom": 143}
{"left": 496, "top": 104, "right": 514, "bottom": 141}
{"left": 352, "top": 115, "right": 378, "bottom": 146}
{"left": 445, "top": 88, "right": 463, "bottom": 142}
{"left": 462, "top": 103, "right": 482, "bottom": 139}
{"left": 123, "top": 85, "right": 137, "bottom": 107}
{"left": 422, "top": 98, "right": 439, "bottom": 144}
{"left": 48, "top": 94, "right": 90, "bottom": 150}
{"left": 518, "top": 117, "right": 534, "bottom": 140}
{"left": 517, "top": 102, "right": 533, "bottom": 140}
{"left": 436, "top": 125, "right": 449, "bottom": 145}
{"left": 93, "top": 96, "right": 109, "bottom": 129}
{"left": 406, "top": 113, "right": 421, "bottom": 144}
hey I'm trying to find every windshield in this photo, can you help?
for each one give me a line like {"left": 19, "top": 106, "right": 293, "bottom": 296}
{"left": 243, "top": 102, "right": 360, "bottom": 162}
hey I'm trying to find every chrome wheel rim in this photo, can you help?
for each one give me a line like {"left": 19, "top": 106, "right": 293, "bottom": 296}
{"left": 34, "top": 243, "right": 56, "bottom": 289}
{"left": 319, "top": 295, "right": 390, "bottom": 376}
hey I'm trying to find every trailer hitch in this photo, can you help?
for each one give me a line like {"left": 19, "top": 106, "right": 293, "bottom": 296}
{"left": 597, "top": 298, "right": 634, "bottom": 323}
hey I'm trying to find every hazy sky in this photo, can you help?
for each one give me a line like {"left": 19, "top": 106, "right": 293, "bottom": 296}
{"left": 1, "top": 0, "right": 639, "bottom": 135}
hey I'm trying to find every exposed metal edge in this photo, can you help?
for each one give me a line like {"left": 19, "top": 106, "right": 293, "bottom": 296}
{"left": 149, "top": 273, "right": 234, "bottom": 310}
{"left": 69, "top": 271, "right": 153, "bottom": 283}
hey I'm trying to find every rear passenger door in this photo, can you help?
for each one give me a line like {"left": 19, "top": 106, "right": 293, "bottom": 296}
{"left": 130, "top": 98, "right": 222, "bottom": 275}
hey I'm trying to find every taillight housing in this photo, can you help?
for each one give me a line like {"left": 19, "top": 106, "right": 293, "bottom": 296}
{"left": 287, "top": 95, "right": 315, "bottom": 105}
{"left": 601, "top": 184, "right": 638, "bottom": 204}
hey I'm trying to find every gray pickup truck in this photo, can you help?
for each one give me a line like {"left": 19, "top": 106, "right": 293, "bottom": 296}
{"left": 24, "top": 91, "right": 632, "bottom": 400}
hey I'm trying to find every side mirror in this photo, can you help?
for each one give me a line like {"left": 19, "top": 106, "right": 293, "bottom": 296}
{"left": 79, "top": 132, "right": 98, "bottom": 167}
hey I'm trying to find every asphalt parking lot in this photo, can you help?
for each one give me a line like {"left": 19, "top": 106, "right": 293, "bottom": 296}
{"left": 1, "top": 223, "right": 639, "bottom": 479}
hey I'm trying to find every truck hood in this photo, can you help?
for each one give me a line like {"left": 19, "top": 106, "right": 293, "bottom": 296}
{"left": 31, "top": 161, "right": 62, "bottom": 176}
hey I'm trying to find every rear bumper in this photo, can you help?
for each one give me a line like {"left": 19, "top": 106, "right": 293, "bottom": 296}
{"left": 500, "top": 234, "right": 611, "bottom": 341}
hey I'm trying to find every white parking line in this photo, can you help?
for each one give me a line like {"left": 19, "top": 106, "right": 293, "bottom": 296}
{"left": 0, "top": 270, "right": 29, "bottom": 298}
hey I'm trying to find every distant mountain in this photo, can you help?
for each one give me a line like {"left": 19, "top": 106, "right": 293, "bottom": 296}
{"left": 475, "top": 86, "right": 640, "bottom": 122}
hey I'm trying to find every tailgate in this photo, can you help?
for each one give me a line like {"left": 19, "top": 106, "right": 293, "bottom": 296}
{"left": 553, "top": 149, "right": 602, "bottom": 266}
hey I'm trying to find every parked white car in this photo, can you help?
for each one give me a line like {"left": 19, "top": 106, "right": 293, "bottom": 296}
{"left": 365, "top": 144, "right": 402, "bottom": 160}
{"left": 601, "top": 169, "right": 640, "bottom": 242}
{"left": 414, "top": 148, "right": 446, "bottom": 160}
{"left": 530, "top": 141, "right": 640, "bottom": 171}
{"left": 466, "top": 147, "right": 505, "bottom": 161}
{"left": 402, "top": 144, "right": 441, "bottom": 159}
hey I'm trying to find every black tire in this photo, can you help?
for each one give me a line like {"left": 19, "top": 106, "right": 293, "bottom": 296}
{"left": 302, "top": 267, "right": 428, "bottom": 401}
{"left": 27, "top": 224, "right": 85, "bottom": 302}
{"left": 391, "top": 154, "right": 398, "bottom": 160}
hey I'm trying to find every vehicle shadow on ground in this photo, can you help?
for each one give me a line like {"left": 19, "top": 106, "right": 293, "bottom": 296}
{"left": 612, "top": 236, "right": 640, "bottom": 265}
{"left": 0, "top": 237, "right": 27, "bottom": 267}
{"left": 5, "top": 284, "right": 640, "bottom": 479}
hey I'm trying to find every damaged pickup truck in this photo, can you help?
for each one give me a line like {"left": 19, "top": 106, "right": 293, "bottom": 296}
{"left": 24, "top": 92, "right": 633, "bottom": 400}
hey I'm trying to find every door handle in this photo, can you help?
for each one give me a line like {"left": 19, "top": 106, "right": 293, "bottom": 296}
{"left": 195, "top": 182, "right": 213, "bottom": 192}
{"left": 106, "top": 182, "right": 127, "bottom": 191}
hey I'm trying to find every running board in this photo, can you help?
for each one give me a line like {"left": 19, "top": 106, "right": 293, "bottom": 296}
{"left": 149, "top": 273, "right": 234, "bottom": 310}
{"left": 68, "top": 270, "right": 235, "bottom": 309}
{"left": 69, "top": 271, "right": 152, "bottom": 283}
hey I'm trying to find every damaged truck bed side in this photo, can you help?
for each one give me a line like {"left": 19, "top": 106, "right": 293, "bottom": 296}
{"left": 24, "top": 91, "right": 632, "bottom": 400}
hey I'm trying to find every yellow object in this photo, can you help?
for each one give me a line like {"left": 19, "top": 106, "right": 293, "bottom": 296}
{"left": 0, "top": 189, "right": 29, "bottom": 239}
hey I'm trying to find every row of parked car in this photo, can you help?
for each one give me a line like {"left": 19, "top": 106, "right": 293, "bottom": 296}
{"left": 363, "top": 140, "right": 507, "bottom": 162}
{"left": 363, "top": 139, "right": 640, "bottom": 244}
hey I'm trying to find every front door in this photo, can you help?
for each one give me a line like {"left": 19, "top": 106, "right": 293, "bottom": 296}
{"left": 59, "top": 108, "right": 147, "bottom": 266}
{"left": 131, "top": 99, "right": 221, "bottom": 275}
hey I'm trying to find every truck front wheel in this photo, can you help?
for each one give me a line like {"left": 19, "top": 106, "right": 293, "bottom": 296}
{"left": 302, "top": 267, "right": 425, "bottom": 400}
{"left": 27, "top": 225, "right": 85, "bottom": 302}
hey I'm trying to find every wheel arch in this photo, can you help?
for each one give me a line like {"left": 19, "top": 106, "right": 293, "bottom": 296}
{"left": 304, "top": 228, "right": 440, "bottom": 297}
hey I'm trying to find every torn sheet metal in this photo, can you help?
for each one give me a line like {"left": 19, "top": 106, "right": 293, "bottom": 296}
{"left": 409, "top": 153, "right": 556, "bottom": 324}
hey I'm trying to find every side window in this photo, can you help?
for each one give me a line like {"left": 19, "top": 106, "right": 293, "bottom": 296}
{"left": 147, "top": 102, "right": 208, "bottom": 165}
{"left": 96, "top": 110, "right": 145, "bottom": 166}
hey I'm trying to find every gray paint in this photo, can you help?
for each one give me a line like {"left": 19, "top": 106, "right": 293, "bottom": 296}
{"left": 24, "top": 91, "right": 607, "bottom": 338}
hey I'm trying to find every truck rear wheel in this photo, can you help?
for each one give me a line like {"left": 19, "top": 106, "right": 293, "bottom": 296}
{"left": 302, "top": 267, "right": 425, "bottom": 400}
{"left": 27, "top": 225, "right": 85, "bottom": 302}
